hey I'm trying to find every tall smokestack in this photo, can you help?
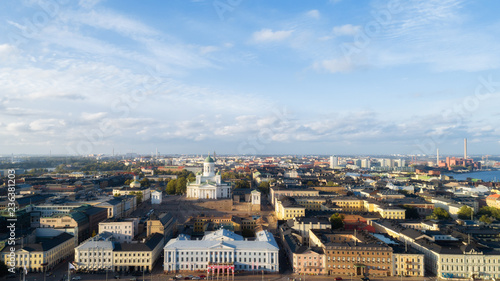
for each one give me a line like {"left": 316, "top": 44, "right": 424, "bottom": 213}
{"left": 437, "top": 148, "right": 440, "bottom": 165}
{"left": 464, "top": 138, "right": 467, "bottom": 159}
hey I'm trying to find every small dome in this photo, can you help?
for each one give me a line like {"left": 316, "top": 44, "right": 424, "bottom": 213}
{"left": 130, "top": 180, "right": 141, "bottom": 188}
{"left": 204, "top": 156, "right": 215, "bottom": 163}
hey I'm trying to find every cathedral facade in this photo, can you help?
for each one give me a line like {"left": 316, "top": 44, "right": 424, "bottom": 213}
{"left": 186, "top": 155, "right": 231, "bottom": 199}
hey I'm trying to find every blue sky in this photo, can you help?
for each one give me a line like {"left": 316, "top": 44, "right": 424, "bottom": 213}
{"left": 1, "top": 0, "right": 500, "bottom": 156}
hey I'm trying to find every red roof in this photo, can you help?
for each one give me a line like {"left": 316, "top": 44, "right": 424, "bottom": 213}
{"left": 487, "top": 194, "right": 500, "bottom": 200}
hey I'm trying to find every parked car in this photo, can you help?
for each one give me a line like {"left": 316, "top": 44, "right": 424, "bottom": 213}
{"left": 191, "top": 277, "right": 200, "bottom": 280}
{"left": 175, "top": 275, "right": 183, "bottom": 279}
{"left": 129, "top": 278, "right": 137, "bottom": 281}
{"left": 335, "top": 278, "right": 343, "bottom": 281}
{"left": 115, "top": 275, "right": 120, "bottom": 279}
{"left": 72, "top": 276, "right": 81, "bottom": 280}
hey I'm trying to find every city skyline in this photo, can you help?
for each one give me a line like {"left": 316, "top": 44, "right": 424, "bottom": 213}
{"left": 1, "top": 0, "right": 500, "bottom": 155}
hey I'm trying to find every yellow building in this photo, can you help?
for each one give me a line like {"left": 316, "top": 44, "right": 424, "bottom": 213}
{"left": 393, "top": 252, "right": 425, "bottom": 277}
{"left": 331, "top": 198, "right": 365, "bottom": 211}
{"left": 275, "top": 198, "right": 306, "bottom": 220}
{"left": 113, "top": 233, "right": 164, "bottom": 272}
{"left": 377, "top": 207, "right": 406, "bottom": 219}
{"left": 295, "top": 197, "right": 328, "bottom": 211}
{"left": 0, "top": 232, "right": 74, "bottom": 273}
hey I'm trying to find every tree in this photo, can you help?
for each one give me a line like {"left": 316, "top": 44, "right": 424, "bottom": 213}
{"left": 457, "top": 206, "right": 473, "bottom": 220}
{"left": 479, "top": 215, "right": 493, "bottom": 224}
{"left": 166, "top": 179, "right": 177, "bottom": 195}
{"left": 129, "top": 191, "right": 143, "bottom": 204}
{"left": 258, "top": 181, "right": 270, "bottom": 194}
{"left": 140, "top": 178, "right": 150, "bottom": 187}
{"left": 176, "top": 177, "right": 187, "bottom": 195}
{"left": 235, "top": 180, "right": 250, "bottom": 189}
{"left": 427, "top": 207, "right": 451, "bottom": 220}
{"left": 330, "top": 213, "right": 345, "bottom": 230}
{"left": 478, "top": 206, "right": 500, "bottom": 220}
{"left": 124, "top": 179, "right": 132, "bottom": 185}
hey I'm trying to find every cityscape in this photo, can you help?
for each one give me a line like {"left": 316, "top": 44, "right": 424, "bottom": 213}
{"left": 2, "top": 1, "right": 500, "bottom": 281}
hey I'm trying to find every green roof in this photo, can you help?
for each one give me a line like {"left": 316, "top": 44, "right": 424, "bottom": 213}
{"left": 205, "top": 155, "right": 215, "bottom": 163}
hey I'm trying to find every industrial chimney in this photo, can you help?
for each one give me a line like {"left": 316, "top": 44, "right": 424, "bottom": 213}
{"left": 464, "top": 138, "right": 467, "bottom": 159}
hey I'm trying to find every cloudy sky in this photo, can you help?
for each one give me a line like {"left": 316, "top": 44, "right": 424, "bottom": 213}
{"left": 1, "top": 0, "right": 500, "bottom": 156}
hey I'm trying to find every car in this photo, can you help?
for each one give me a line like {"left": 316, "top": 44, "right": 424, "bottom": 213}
{"left": 129, "top": 278, "right": 137, "bottom": 281}
{"left": 46, "top": 272, "right": 53, "bottom": 277}
{"left": 198, "top": 275, "right": 206, "bottom": 279}
{"left": 175, "top": 275, "right": 183, "bottom": 279}
{"left": 115, "top": 275, "right": 120, "bottom": 279}
{"left": 191, "top": 277, "right": 200, "bottom": 280}
{"left": 335, "top": 278, "right": 343, "bottom": 281}
{"left": 72, "top": 276, "right": 81, "bottom": 280}
{"left": 132, "top": 272, "right": 142, "bottom": 276}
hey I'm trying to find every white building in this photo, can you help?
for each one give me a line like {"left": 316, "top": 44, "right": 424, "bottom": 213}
{"left": 329, "top": 156, "right": 338, "bottom": 169}
{"left": 164, "top": 229, "right": 279, "bottom": 273}
{"left": 186, "top": 155, "right": 231, "bottom": 199}
{"left": 98, "top": 218, "right": 140, "bottom": 243}
{"left": 74, "top": 232, "right": 164, "bottom": 272}
{"left": 151, "top": 190, "right": 162, "bottom": 204}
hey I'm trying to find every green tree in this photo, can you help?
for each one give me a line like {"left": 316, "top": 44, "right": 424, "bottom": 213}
{"left": 124, "top": 179, "right": 132, "bottom": 185}
{"left": 258, "top": 181, "right": 270, "bottom": 194}
{"left": 330, "top": 213, "right": 345, "bottom": 229}
{"left": 457, "top": 206, "right": 473, "bottom": 220}
{"left": 479, "top": 215, "right": 493, "bottom": 224}
{"left": 427, "top": 207, "right": 451, "bottom": 220}
{"left": 140, "top": 178, "right": 150, "bottom": 187}
{"left": 166, "top": 179, "right": 177, "bottom": 195}
{"left": 326, "top": 181, "right": 338, "bottom": 187}
{"left": 235, "top": 179, "right": 250, "bottom": 189}
{"left": 478, "top": 206, "right": 500, "bottom": 220}
{"left": 221, "top": 171, "right": 237, "bottom": 180}
{"left": 176, "top": 177, "right": 187, "bottom": 195}
{"left": 129, "top": 191, "right": 143, "bottom": 204}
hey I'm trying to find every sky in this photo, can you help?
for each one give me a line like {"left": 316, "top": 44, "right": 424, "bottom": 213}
{"left": 1, "top": 0, "right": 500, "bottom": 156}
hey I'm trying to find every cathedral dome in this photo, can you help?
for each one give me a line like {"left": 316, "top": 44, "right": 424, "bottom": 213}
{"left": 204, "top": 156, "right": 215, "bottom": 163}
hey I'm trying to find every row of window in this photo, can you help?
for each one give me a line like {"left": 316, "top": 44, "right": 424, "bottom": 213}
{"left": 80, "top": 252, "right": 150, "bottom": 257}
{"left": 441, "top": 265, "right": 500, "bottom": 271}
{"left": 168, "top": 251, "right": 272, "bottom": 257}
{"left": 327, "top": 251, "right": 390, "bottom": 255}
{"left": 168, "top": 257, "right": 273, "bottom": 263}
{"left": 327, "top": 257, "right": 390, "bottom": 263}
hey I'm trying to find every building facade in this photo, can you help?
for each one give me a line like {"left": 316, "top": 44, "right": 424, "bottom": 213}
{"left": 0, "top": 232, "right": 74, "bottom": 273}
{"left": 164, "top": 229, "right": 279, "bottom": 273}
{"left": 98, "top": 218, "right": 140, "bottom": 243}
{"left": 186, "top": 156, "right": 232, "bottom": 199}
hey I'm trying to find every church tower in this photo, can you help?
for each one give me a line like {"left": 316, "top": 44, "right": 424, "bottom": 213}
{"left": 203, "top": 154, "right": 215, "bottom": 177}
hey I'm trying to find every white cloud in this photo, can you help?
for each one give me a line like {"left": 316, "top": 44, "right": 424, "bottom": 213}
{"left": 81, "top": 112, "right": 108, "bottom": 121}
{"left": 312, "top": 58, "right": 353, "bottom": 73}
{"left": 66, "top": 9, "right": 158, "bottom": 37}
{"left": 29, "top": 119, "right": 66, "bottom": 131}
{"left": 78, "top": 0, "right": 103, "bottom": 9}
{"left": 332, "top": 24, "right": 361, "bottom": 36}
{"left": 306, "top": 10, "right": 320, "bottom": 19}
{"left": 252, "top": 28, "right": 294, "bottom": 42}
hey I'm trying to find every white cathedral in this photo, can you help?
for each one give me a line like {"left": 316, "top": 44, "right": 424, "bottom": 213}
{"left": 186, "top": 155, "right": 232, "bottom": 199}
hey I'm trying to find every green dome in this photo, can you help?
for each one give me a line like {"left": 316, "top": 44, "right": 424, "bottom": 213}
{"left": 205, "top": 155, "right": 215, "bottom": 163}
